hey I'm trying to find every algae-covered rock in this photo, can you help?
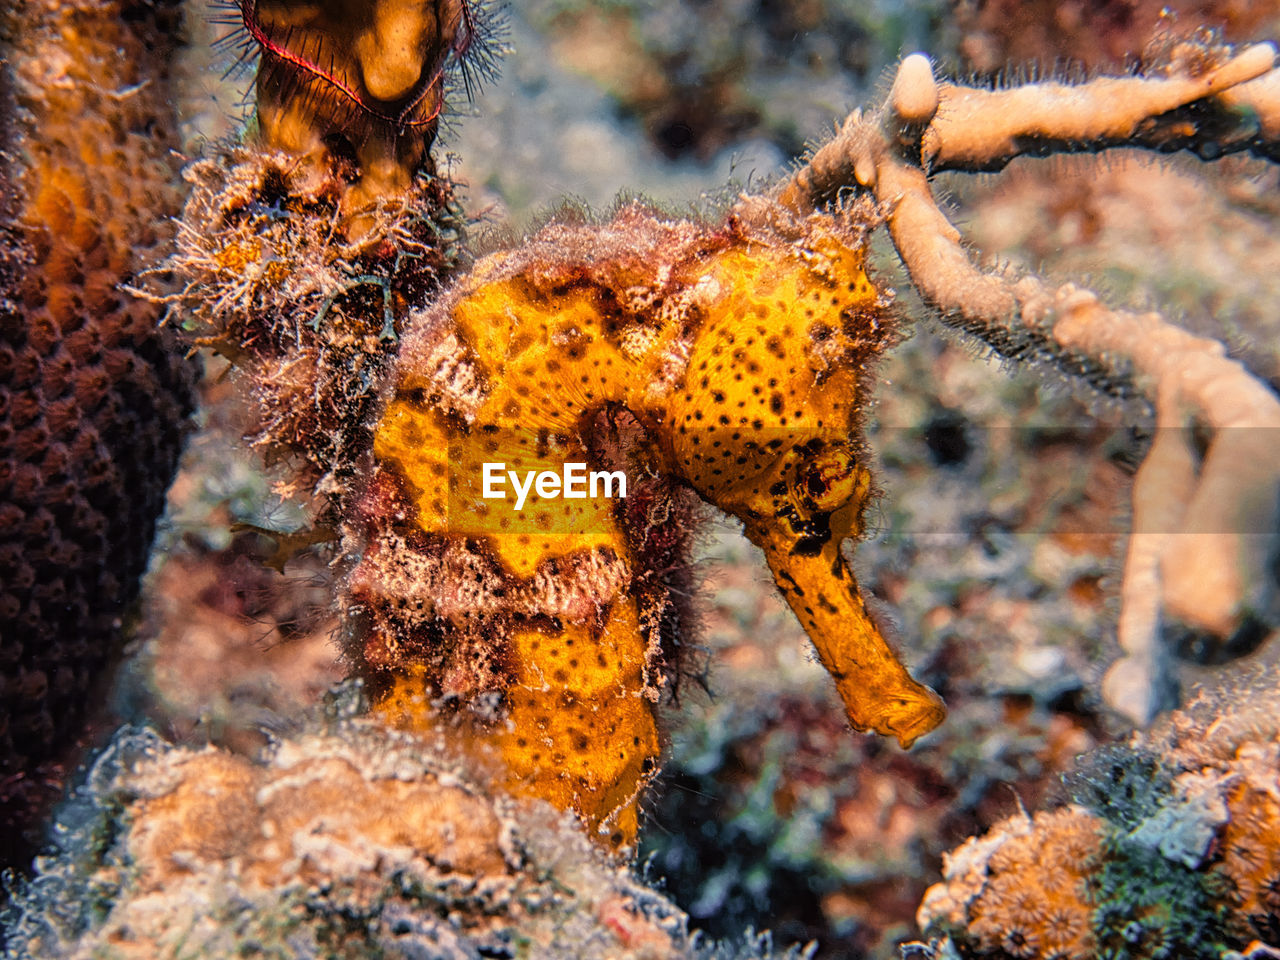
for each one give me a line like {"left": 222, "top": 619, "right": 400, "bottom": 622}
{"left": 2, "top": 702, "right": 811, "bottom": 960}
{"left": 914, "top": 673, "right": 1280, "bottom": 960}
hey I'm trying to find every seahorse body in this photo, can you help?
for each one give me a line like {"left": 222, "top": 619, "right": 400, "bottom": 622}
{"left": 360, "top": 202, "right": 945, "bottom": 843}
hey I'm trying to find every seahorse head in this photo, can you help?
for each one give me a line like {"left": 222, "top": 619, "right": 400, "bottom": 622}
{"left": 666, "top": 211, "right": 946, "bottom": 747}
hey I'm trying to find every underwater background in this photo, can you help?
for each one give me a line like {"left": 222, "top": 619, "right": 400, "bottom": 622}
{"left": 3, "top": 0, "right": 1279, "bottom": 957}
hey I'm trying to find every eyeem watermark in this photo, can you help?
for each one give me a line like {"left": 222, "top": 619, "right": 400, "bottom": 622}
{"left": 482, "top": 462, "right": 627, "bottom": 511}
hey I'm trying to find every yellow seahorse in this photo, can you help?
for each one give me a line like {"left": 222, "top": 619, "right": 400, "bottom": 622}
{"left": 194, "top": 0, "right": 943, "bottom": 848}
{"left": 360, "top": 200, "right": 945, "bottom": 844}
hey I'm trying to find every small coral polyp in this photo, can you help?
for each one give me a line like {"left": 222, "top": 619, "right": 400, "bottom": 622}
{"left": 239, "top": 0, "right": 496, "bottom": 209}
{"left": 920, "top": 806, "right": 1106, "bottom": 959}
{"left": 357, "top": 200, "right": 944, "bottom": 842}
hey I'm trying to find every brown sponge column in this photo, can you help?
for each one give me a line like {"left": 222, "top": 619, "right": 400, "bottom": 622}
{"left": 0, "top": 0, "right": 194, "bottom": 868}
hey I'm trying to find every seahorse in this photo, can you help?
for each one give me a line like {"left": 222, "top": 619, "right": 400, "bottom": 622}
{"left": 190, "top": 0, "right": 944, "bottom": 847}
{"left": 358, "top": 200, "right": 946, "bottom": 844}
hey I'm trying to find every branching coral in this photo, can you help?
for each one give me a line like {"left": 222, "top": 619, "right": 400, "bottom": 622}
{"left": 772, "top": 43, "right": 1280, "bottom": 723}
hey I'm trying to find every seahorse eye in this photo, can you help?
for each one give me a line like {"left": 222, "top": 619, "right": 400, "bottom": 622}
{"left": 793, "top": 454, "right": 857, "bottom": 511}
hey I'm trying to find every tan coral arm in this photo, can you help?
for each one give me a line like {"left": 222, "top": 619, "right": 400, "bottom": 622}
{"left": 778, "top": 49, "right": 1280, "bottom": 724}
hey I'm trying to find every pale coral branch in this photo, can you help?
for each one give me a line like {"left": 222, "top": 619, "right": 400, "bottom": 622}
{"left": 925, "top": 42, "right": 1277, "bottom": 171}
{"left": 776, "top": 48, "right": 1280, "bottom": 724}
{"left": 1221, "top": 68, "right": 1280, "bottom": 140}
{"left": 780, "top": 44, "right": 1280, "bottom": 211}
{"left": 1104, "top": 415, "right": 1198, "bottom": 725}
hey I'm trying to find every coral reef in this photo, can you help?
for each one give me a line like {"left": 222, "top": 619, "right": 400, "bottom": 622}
{"left": 914, "top": 674, "right": 1280, "bottom": 959}
{"left": 8, "top": 1, "right": 1280, "bottom": 956}
{"left": 153, "top": 0, "right": 1279, "bottom": 861}
{"left": 0, "top": 0, "right": 196, "bottom": 866}
{"left": 0, "top": 703, "right": 802, "bottom": 959}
